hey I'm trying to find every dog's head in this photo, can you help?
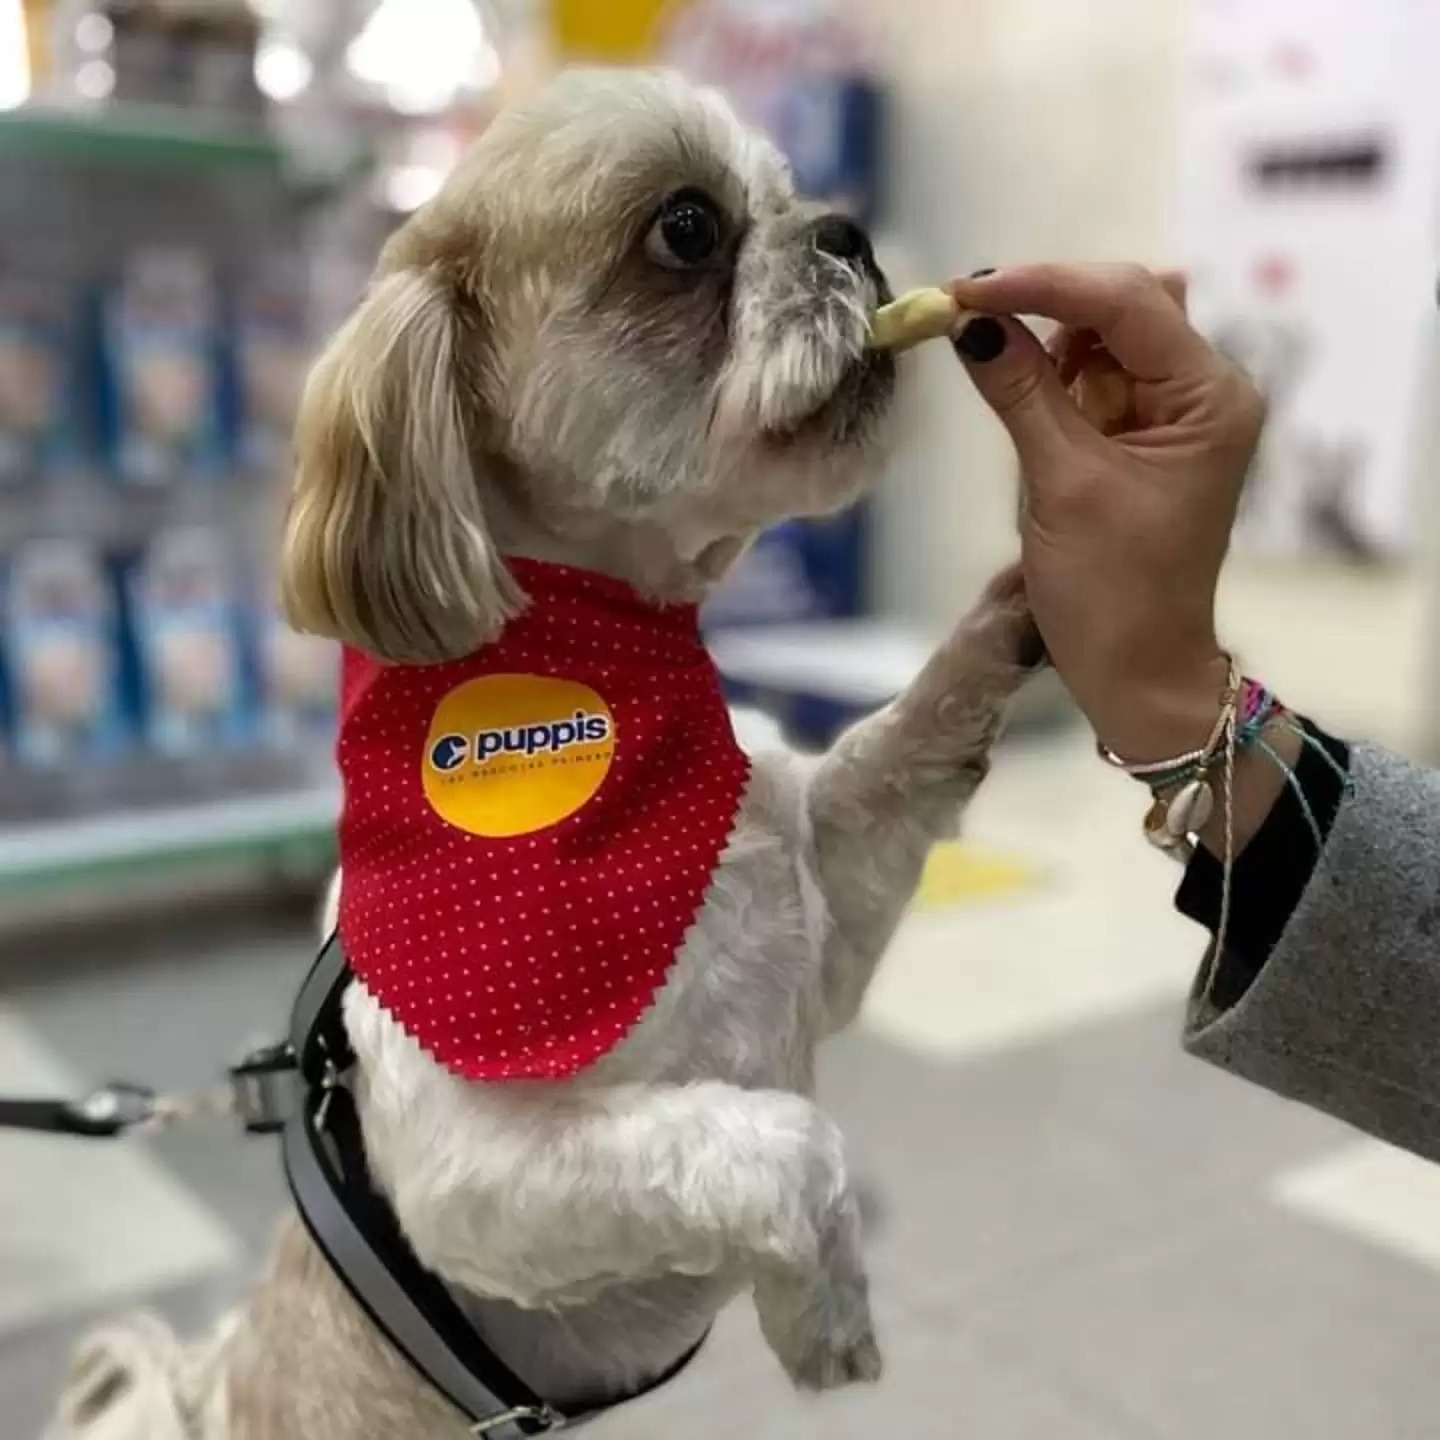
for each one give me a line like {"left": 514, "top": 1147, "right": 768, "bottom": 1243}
{"left": 281, "top": 69, "right": 895, "bottom": 663}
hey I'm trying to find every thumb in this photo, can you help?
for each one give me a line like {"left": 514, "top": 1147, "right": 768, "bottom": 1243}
{"left": 953, "top": 314, "right": 1088, "bottom": 464}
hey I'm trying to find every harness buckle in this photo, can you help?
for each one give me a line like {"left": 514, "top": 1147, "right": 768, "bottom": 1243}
{"left": 469, "top": 1403, "right": 566, "bottom": 1435}
{"left": 311, "top": 1034, "right": 345, "bottom": 1133}
{"left": 228, "top": 1042, "right": 299, "bottom": 1134}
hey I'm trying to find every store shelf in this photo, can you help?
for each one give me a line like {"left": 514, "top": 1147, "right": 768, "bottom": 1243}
{"left": 710, "top": 617, "right": 1075, "bottom": 740}
{"left": 712, "top": 619, "right": 938, "bottom": 707}
{"left": 0, "top": 105, "right": 282, "bottom": 170}
{"left": 0, "top": 785, "right": 339, "bottom": 893}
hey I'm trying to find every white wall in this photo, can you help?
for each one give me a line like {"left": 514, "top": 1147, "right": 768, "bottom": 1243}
{"left": 863, "top": 0, "right": 1192, "bottom": 621}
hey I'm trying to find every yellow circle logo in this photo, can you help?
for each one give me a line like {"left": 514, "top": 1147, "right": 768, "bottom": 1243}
{"left": 422, "top": 674, "right": 616, "bottom": 839}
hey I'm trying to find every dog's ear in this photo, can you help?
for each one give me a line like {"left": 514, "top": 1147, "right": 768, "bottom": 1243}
{"left": 280, "top": 267, "right": 523, "bottom": 663}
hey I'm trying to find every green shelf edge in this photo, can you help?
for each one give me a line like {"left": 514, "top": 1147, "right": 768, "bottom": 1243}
{"left": 0, "top": 105, "right": 283, "bottom": 170}
{"left": 0, "top": 789, "right": 341, "bottom": 896}
{"left": 0, "top": 824, "right": 336, "bottom": 895}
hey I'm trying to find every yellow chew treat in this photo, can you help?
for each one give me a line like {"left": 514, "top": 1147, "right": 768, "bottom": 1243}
{"left": 1072, "top": 362, "right": 1133, "bottom": 434}
{"left": 869, "top": 287, "right": 968, "bottom": 353}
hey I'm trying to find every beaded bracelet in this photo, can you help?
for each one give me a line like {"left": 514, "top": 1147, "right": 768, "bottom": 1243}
{"left": 1100, "top": 660, "right": 1348, "bottom": 970}
{"left": 1099, "top": 665, "right": 1289, "bottom": 861}
{"left": 1095, "top": 660, "right": 1239, "bottom": 783}
{"left": 1099, "top": 655, "right": 1251, "bottom": 966}
{"left": 1096, "top": 658, "right": 1242, "bottom": 856}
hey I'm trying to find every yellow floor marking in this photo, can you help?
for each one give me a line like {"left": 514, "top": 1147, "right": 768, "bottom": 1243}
{"left": 916, "top": 841, "right": 1044, "bottom": 910}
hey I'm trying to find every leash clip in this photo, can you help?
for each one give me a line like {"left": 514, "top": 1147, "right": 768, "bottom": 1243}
{"left": 65, "top": 1083, "right": 158, "bottom": 1136}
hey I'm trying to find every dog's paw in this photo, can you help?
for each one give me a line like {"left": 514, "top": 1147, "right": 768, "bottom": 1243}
{"left": 942, "top": 561, "right": 1046, "bottom": 680}
{"left": 785, "top": 1316, "right": 884, "bottom": 1392}
{"left": 754, "top": 1223, "right": 883, "bottom": 1392}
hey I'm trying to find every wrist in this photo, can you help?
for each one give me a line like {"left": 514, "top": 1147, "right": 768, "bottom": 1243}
{"left": 1086, "top": 651, "right": 1233, "bottom": 763}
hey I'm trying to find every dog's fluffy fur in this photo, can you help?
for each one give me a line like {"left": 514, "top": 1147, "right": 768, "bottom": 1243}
{"left": 47, "top": 69, "right": 1035, "bottom": 1440}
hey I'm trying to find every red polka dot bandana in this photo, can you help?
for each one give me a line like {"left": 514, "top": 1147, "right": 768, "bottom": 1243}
{"left": 336, "top": 559, "right": 752, "bottom": 1081}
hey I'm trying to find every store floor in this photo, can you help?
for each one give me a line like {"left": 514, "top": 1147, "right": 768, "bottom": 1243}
{"left": 7, "top": 708, "right": 1440, "bottom": 1439}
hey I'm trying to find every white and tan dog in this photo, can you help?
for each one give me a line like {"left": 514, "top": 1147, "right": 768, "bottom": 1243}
{"left": 49, "top": 69, "right": 1037, "bottom": 1440}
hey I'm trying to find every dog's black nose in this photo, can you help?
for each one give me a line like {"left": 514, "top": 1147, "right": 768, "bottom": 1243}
{"left": 812, "top": 214, "right": 873, "bottom": 266}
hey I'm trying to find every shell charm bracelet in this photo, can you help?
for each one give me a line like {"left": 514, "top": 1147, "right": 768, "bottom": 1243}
{"left": 1096, "top": 660, "right": 1332, "bottom": 966}
{"left": 1096, "top": 661, "right": 1285, "bottom": 864}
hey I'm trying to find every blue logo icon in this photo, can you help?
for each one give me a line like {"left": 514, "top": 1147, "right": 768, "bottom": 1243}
{"left": 429, "top": 734, "right": 470, "bottom": 772}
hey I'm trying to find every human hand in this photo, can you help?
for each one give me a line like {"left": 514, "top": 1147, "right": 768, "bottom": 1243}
{"left": 948, "top": 263, "right": 1266, "bottom": 762}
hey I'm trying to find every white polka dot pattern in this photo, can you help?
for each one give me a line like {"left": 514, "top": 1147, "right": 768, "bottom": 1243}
{"left": 336, "top": 558, "right": 752, "bottom": 1082}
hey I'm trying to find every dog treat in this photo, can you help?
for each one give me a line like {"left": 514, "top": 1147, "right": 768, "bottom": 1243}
{"left": 872, "top": 286, "right": 1135, "bottom": 432}
{"left": 868, "top": 287, "right": 970, "bottom": 353}
{"left": 1071, "top": 361, "right": 1133, "bottom": 434}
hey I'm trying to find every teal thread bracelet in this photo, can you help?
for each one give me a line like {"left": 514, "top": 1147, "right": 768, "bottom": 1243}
{"left": 1249, "top": 716, "right": 1354, "bottom": 857}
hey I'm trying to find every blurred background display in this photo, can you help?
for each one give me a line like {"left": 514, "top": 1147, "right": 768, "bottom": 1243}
{"left": 0, "top": 0, "right": 525, "bottom": 894}
{"left": 5, "top": 4, "right": 1440, "bottom": 1439}
{"left": 1178, "top": 0, "right": 1440, "bottom": 561}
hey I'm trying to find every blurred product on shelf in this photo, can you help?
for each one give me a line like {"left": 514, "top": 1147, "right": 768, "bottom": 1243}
{"left": 0, "top": 236, "right": 318, "bottom": 488}
{"left": 102, "top": 247, "right": 225, "bottom": 486}
{"left": 124, "top": 525, "right": 251, "bottom": 756}
{"left": 0, "top": 264, "right": 73, "bottom": 486}
{"left": 235, "top": 254, "right": 310, "bottom": 474}
{"left": 0, "top": 53, "right": 341, "bottom": 883}
{"left": 41, "top": 0, "right": 263, "bottom": 117}
{"left": 1, "top": 538, "right": 128, "bottom": 769}
{"left": 260, "top": 614, "right": 337, "bottom": 752}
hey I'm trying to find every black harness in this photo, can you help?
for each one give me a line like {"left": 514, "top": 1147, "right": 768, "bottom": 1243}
{"left": 1, "top": 934, "right": 704, "bottom": 1437}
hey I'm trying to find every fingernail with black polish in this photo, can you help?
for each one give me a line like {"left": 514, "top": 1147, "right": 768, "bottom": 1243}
{"left": 954, "top": 316, "right": 1007, "bottom": 363}
{"left": 969, "top": 267, "right": 997, "bottom": 278}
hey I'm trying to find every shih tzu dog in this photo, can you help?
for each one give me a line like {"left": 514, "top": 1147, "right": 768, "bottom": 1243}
{"left": 49, "top": 69, "right": 1036, "bottom": 1440}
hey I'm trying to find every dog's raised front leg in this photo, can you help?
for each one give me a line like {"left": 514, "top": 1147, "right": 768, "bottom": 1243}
{"left": 805, "top": 565, "right": 1037, "bottom": 1032}
{"left": 353, "top": 1046, "right": 881, "bottom": 1390}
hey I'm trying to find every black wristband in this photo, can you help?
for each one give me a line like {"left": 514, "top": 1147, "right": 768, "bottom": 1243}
{"left": 1175, "top": 719, "right": 1349, "bottom": 1009}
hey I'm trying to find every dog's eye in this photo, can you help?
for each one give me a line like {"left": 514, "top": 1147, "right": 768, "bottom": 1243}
{"left": 646, "top": 190, "right": 723, "bottom": 269}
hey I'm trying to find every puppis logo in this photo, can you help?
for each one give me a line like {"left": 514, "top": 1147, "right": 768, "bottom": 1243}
{"left": 431, "top": 710, "right": 611, "bottom": 772}
{"left": 422, "top": 675, "right": 616, "bottom": 838}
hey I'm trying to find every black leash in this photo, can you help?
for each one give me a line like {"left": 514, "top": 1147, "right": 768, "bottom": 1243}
{"left": 0, "top": 934, "right": 706, "bottom": 1437}
{"left": 0, "top": 1050, "right": 288, "bottom": 1139}
{"left": 0, "top": 1087, "right": 161, "bottom": 1137}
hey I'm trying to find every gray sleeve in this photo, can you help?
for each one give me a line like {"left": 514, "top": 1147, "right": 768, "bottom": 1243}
{"left": 1184, "top": 742, "right": 1440, "bottom": 1161}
